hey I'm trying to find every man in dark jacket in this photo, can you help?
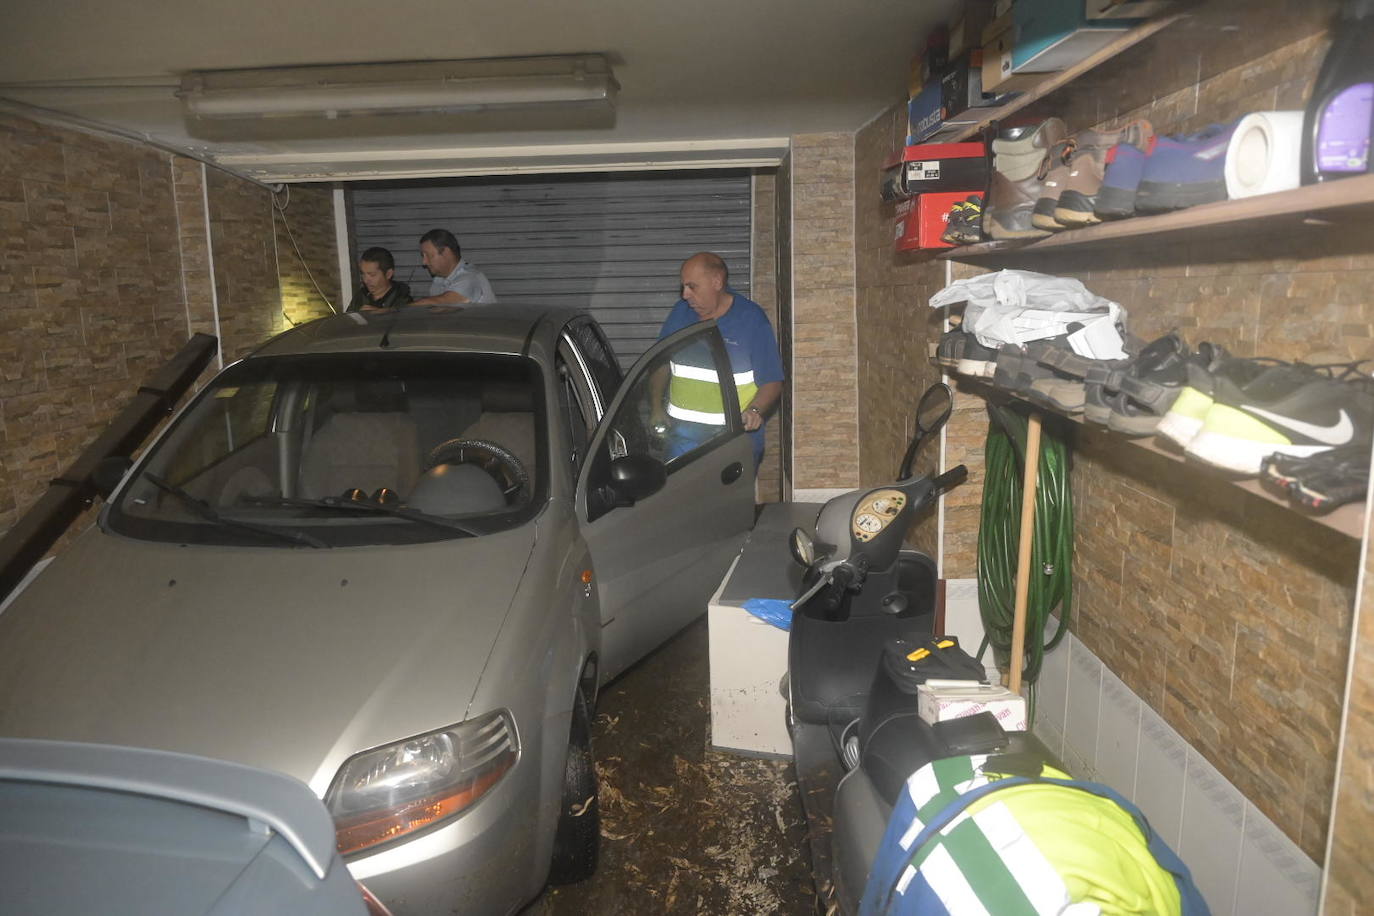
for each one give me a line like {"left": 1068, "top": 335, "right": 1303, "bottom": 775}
{"left": 347, "top": 247, "right": 412, "bottom": 311}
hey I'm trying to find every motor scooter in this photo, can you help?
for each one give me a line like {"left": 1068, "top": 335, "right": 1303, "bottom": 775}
{"left": 785, "top": 384, "right": 1041, "bottom": 914}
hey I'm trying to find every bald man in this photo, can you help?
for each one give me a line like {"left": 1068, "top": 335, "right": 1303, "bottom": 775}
{"left": 650, "top": 252, "right": 784, "bottom": 466}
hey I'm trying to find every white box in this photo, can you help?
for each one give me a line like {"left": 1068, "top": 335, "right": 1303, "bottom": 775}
{"left": 917, "top": 682, "right": 1028, "bottom": 731}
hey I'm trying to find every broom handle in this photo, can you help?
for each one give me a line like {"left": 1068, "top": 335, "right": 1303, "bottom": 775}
{"left": 1008, "top": 411, "right": 1042, "bottom": 696}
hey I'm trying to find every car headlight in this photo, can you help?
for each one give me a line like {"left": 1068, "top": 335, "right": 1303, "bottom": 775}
{"left": 326, "top": 710, "right": 518, "bottom": 856}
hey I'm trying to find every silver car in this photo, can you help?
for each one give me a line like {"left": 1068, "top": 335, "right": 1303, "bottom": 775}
{"left": 0, "top": 305, "right": 756, "bottom": 914}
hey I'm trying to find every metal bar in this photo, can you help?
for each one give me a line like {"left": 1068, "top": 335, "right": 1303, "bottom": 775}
{"left": 0, "top": 333, "right": 218, "bottom": 601}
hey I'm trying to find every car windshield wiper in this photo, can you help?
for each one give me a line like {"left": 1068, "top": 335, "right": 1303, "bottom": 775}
{"left": 141, "top": 473, "right": 330, "bottom": 549}
{"left": 240, "top": 495, "right": 479, "bottom": 536}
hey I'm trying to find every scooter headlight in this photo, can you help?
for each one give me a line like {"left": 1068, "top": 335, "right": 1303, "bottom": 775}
{"left": 790, "top": 527, "right": 816, "bottom": 567}
{"left": 326, "top": 711, "right": 518, "bottom": 856}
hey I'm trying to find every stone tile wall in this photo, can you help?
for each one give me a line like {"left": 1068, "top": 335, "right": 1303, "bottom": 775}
{"left": 275, "top": 184, "right": 342, "bottom": 326}
{"left": 789, "top": 133, "right": 859, "bottom": 491}
{"left": 853, "top": 27, "right": 1365, "bottom": 860}
{"left": 0, "top": 112, "right": 338, "bottom": 538}
{"left": 0, "top": 114, "right": 187, "bottom": 532}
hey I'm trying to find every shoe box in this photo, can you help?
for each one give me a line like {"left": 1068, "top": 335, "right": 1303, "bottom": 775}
{"left": 895, "top": 191, "right": 978, "bottom": 250}
{"left": 881, "top": 142, "right": 990, "bottom": 202}
{"left": 981, "top": 0, "right": 1134, "bottom": 92}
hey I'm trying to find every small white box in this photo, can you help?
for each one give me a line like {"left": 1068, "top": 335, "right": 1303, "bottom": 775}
{"left": 918, "top": 682, "right": 1028, "bottom": 731}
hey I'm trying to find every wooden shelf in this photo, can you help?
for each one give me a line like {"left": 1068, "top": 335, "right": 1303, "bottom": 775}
{"left": 939, "top": 173, "right": 1374, "bottom": 263}
{"left": 933, "top": 13, "right": 1187, "bottom": 144}
{"left": 958, "top": 377, "right": 1368, "bottom": 540}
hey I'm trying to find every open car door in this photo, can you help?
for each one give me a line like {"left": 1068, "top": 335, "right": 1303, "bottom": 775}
{"left": 576, "top": 321, "right": 755, "bottom": 679}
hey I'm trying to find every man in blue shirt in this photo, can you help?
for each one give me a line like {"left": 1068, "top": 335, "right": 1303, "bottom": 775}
{"left": 650, "top": 252, "right": 784, "bottom": 467}
{"left": 412, "top": 228, "right": 497, "bottom": 305}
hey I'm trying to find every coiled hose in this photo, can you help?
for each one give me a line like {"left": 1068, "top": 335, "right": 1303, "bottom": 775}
{"left": 976, "top": 404, "right": 1074, "bottom": 724}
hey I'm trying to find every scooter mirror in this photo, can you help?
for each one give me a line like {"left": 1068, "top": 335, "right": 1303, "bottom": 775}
{"left": 897, "top": 383, "right": 954, "bottom": 481}
{"left": 789, "top": 527, "right": 815, "bottom": 567}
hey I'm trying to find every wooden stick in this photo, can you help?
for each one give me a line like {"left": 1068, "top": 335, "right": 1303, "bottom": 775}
{"left": 1008, "top": 411, "right": 1042, "bottom": 696}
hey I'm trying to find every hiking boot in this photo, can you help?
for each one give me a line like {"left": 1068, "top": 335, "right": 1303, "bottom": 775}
{"left": 1185, "top": 362, "right": 1374, "bottom": 475}
{"left": 1031, "top": 138, "right": 1077, "bottom": 232}
{"left": 1056, "top": 122, "right": 1154, "bottom": 227}
{"left": 984, "top": 118, "right": 1068, "bottom": 240}
{"left": 1136, "top": 122, "right": 1238, "bottom": 214}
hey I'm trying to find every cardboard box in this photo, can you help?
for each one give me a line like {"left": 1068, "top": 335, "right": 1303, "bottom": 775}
{"left": 917, "top": 682, "right": 1028, "bottom": 731}
{"left": 906, "top": 80, "right": 946, "bottom": 144}
{"left": 981, "top": 23, "right": 1044, "bottom": 93}
{"left": 894, "top": 191, "right": 977, "bottom": 251}
{"left": 1013, "top": 0, "right": 1132, "bottom": 72}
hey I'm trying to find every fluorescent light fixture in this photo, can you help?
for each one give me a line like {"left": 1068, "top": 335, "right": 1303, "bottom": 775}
{"left": 179, "top": 55, "right": 617, "bottom": 120}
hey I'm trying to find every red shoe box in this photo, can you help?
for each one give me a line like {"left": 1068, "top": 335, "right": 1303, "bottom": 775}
{"left": 881, "top": 141, "right": 988, "bottom": 201}
{"left": 895, "top": 191, "right": 978, "bottom": 250}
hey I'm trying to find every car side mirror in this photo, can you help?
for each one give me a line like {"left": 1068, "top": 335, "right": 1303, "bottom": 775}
{"left": 608, "top": 455, "right": 667, "bottom": 505}
{"left": 91, "top": 455, "right": 133, "bottom": 499}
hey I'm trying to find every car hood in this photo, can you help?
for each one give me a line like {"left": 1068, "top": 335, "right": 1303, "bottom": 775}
{"left": 0, "top": 523, "right": 537, "bottom": 794}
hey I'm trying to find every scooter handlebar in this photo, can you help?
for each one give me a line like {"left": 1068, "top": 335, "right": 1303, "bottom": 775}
{"left": 933, "top": 465, "right": 968, "bottom": 493}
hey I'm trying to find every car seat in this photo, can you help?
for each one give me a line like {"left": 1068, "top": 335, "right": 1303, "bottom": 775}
{"left": 298, "top": 384, "right": 420, "bottom": 498}
{"left": 458, "top": 380, "right": 537, "bottom": 475}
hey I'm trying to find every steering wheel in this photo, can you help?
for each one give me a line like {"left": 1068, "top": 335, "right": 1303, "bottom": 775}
{"left": 425, "top": 438, "right": 530, "bottom": 504}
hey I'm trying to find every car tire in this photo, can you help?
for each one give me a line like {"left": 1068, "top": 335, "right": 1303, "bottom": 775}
{"left": 547, "top": 688, "right": 599, "bottom": 885}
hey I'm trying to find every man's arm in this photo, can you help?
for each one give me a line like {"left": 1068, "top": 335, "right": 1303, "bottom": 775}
{"left": 411, "top": 290, "right": 470, "bottom": 306}
{"left": 742, "top": 380, "right": 782, "bottom": 431}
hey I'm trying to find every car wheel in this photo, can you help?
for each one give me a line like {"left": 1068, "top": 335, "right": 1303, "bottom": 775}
{"left": 547, "top": 688, "right": 598, "bottom": 885}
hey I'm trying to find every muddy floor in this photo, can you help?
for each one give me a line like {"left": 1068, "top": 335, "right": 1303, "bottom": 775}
{"left": 523, "top": 615, "right": 817, "bottom": 915}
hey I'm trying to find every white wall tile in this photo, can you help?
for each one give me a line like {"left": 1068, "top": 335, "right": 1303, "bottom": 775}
{"left": 1095, "top": 666, "right": 1142, "bottom": 798}
{"left": 1179, "top": 748, "right": 1245, "bottom": 916}
{"left": 1035, "top": 619, "right": 1071, "bottom": 738}
{"left": 1136, "top": 704, "right": 1187, "bottom": 850}
{"left": 1064, "top": 637, "right": 1103, "bottom": 772}
{"left": 1034, "top": 716, "right": 1065, "bottom": 762}
{"left": 1234, "top": 801, "right": 1320, "bottom": 916}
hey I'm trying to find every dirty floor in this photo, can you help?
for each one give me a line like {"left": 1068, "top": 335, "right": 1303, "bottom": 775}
{"left": 524, "top": 615, "right": 816, "bottom": 915}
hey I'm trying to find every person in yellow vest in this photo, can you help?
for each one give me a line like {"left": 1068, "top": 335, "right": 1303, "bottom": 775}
{"left": 650, "top": 252, "right": 783, "bottom": 466}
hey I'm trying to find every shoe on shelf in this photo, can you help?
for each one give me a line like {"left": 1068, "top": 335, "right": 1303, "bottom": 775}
{"left": 933, "top": 328, "right": 966, "bottom": 369}
{"left": 1184, "top": 362, "right": 1374, "bottom": 475}
{"left": 1095, "top": 135, "right": 1156, "bottom": 220}
{"left": 950, "top": 195, "right": 986, "bottom": 244}
{"left": 1056, "top": 121, "right": 1154, "bottom": 227}
{"left": 1290, "top": 444, "right": 1373, "bottom": 511}
{"left": 940, "top": 200, "right": 972, "bottom": 245}
{"left": 955, "top": 331, "right": 1001, "bottom": 378}
{"left": 1135, "top": 122, "right": 1238, "bottom": 214}
{"left": 1031, "top": 138, "right": 1077, "bottom": 232}
{"left": 1096, "top": 333, "right": 1192, "bottom": 436}
{"left": 984, "top": 118, "right": 1068, "bottom": 240}
{"left": 1155, "top": 345, "right": 1263, "bottom": 449}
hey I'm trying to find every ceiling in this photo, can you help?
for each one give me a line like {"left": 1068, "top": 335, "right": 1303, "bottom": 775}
{"left": 1, "top": 0, "right": 957, "bottom": 184}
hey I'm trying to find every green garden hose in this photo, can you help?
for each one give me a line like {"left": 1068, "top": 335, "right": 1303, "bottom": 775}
{"left": 976, "top": 404, "right": 1074, "bottom": 725}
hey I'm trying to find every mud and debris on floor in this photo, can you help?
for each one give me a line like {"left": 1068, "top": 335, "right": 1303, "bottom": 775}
{"left": 525, "top": 615, "right": 816, "bottom": 915}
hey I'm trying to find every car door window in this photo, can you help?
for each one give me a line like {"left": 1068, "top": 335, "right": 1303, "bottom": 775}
{"left": 569, "top": 318, "right": 622, "bottom": 404}
{"left": 555, "top": 353, "right": 593, "bottom": 472}
{"left": 603, "top": 328, "right": 738, "bottom": 472}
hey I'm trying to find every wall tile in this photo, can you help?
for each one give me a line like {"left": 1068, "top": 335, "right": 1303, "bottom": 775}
{"left": 1096, "top": 665, "right": 1142, "bottom": 798}
{"left": 1235, "top": 801, "right": 1320, "bottom": 916}
{"left": 1136, "top": 704, "right": 1188, "bottom": 850}
{"left": 1180, "top": 748, "right": 1246, "bottom": 916}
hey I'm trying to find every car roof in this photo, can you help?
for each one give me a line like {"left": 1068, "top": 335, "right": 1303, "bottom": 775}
{"left": 249, "top": 303, "right": 585, "bottom": 359}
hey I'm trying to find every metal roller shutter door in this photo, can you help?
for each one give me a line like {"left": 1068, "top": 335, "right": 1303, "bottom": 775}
{"left": 349, "top": 171, "right": 752, "bottom": 368}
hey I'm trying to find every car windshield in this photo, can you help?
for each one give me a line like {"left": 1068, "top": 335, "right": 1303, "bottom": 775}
{"left": 107, "top": 352, "right": 544, "bottom": 547}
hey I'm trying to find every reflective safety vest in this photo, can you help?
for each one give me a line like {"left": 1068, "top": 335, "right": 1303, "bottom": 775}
{"left": 666, "top": 360, "right": 757, "bottom": 426}
{"left": 860, "top": 755, "right": 1207, "bottom": 916}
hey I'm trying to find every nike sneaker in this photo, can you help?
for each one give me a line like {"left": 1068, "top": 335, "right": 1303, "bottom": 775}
{"left": 1155, "top": 345, "right": 1269, "bottom": 449}
{"left": 1184, "top": 363, "right": 1374, "bottom": 475}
